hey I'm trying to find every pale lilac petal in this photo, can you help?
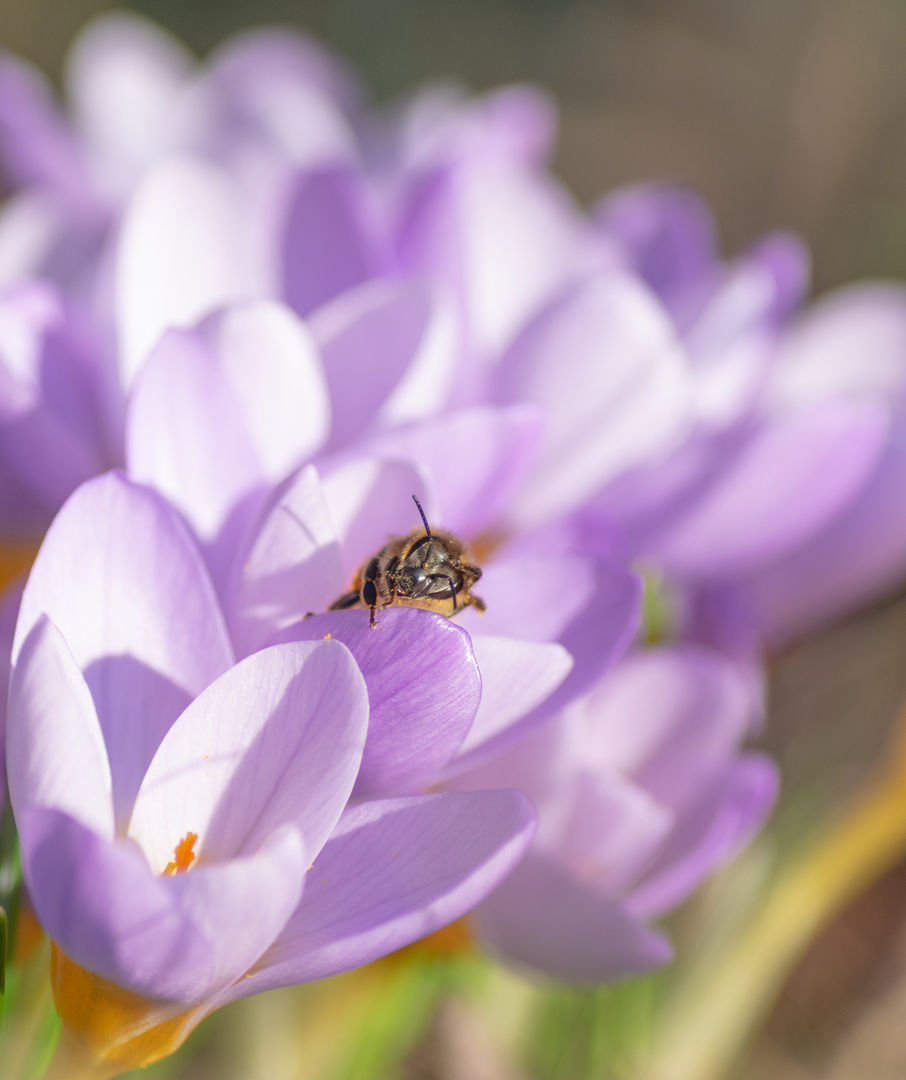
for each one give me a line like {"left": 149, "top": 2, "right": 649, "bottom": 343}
{"left": 0, "top": 192, "right": 66, "bottom": 287}
{"left": 494, "top": 273, "right": 691, "bottom": 529}
{"left": 0, "top": 283, "right": 109, "bottom": 507}
{"left": 553, "top": 772, "right": 673, "bottom": 895}
{"left": 129, "top": 639, "right": 368, "bottom": 869}
{"left": 451, "top": 636, "right": 573, "bottom": 762}
{"left": 472, "top": 850, "right": 672, "bottom": 982}
{"left": 627, "top": 755, "right": 778, "bottom": 919}
{"left": 116, "top": 156, "right": 262, "bottom": 387}
{"left": 13, "top": 472, "right": 234, "bottom": 825}
{"left": 225, "top": 790, "right": 537, "bottom": 996}
{"left": 456, "top": 553, "right": 641, "bottom": 744}
{"left": 206, "top": 26, "right": 362, "bottom": 118}
{"left": 20, "top": 807, "right": 305, "bottom": 1003}
{"left": 586, "top": 647, "right": 754, "bottom": 806}
{"left": 198, "top": 301, "right": 329, "bottom": 473}
{"left": 320, "top": 456, "right": 431, "bottom": 582}
{"left": 400, "top": 84, "right": 556, "bottom": 169}
{"left": 738, "top": 428, "right": 906, "bottom": 643}
{"left": 681, "top": 237, "right": 809, "bottom": 429}
{"left": 227, "top": 465, "right": 343, "bottom": 658}
{"left": 281, "top": 166, "right": 392, "bottom": 317}
{"left": 126, "top": 328, "right": 263, "bottom": 544}
{"left": 684, "top": 233, "right": 809, "bottom": 359}
{"left": 8, "top": 617, "right": 112, "bottom": 838}
{"left": 311, "top": 279, "right": 457, "bottom": 447}
{"left": 201, "top": 48, "right": 355, "bottom": 173}
{"left": 0, "top": 54, "right": 96, "bottom": 211}
{"left": 268, "top": 609, "right": 480, "bottom": 797}
{"left": 359, "top": 405, "right": 543, "bottom": 538}
{"left": 0, "top": 575, "right": 22, "bottom": 803}
{"left": 398, "top": 159, "right": 593, "bottom": 357}
{"left": 646, "top": 402, "right": 888, "bottom": 579}
{"left": 769, "top": 282, "right": 906, "bottom": 410}
{"left": 594, "top": 183, "right": 718, "bottom": 303}
{"left": 65, "top": 12, "right": 195, "bottom": 197}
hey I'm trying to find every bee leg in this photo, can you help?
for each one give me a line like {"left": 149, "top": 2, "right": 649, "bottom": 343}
{"left": 328, "top": 590, "right": 361, "bottom": 611}
{"left": 362, "top": 578, "right": 379, "bottom": 629}
{"left": 471, "top": 594, "right": 486, "bottom": 613}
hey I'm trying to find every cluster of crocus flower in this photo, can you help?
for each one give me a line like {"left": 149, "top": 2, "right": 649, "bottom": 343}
{"left": 1, "top": 9, "right": 905, "bottom": 1072}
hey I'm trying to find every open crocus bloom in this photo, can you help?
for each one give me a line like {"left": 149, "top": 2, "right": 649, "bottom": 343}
{"left": 456, "top": 645, "right": 777, "bottom": 981}
{"left": 5, "top": 471, "right": 536, "bottom": 1069}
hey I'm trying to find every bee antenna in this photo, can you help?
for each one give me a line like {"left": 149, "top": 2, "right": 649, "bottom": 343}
{"left": 412, "top": 494, "right": 432, "bottom": 538}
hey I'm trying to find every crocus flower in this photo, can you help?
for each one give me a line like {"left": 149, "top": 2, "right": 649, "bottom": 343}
{"left": 6, "top": 471, "right": 536, "bottom": 1070}
{"left": 451, "top": 645, "right": 777, "bottom": 981}
{"left": 593, "top": 183, "right": 906, "bottom": 649}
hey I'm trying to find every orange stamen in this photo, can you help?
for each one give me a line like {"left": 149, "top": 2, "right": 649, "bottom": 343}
{"left": 162, "top": 832, "right": 198, "bottom": 876}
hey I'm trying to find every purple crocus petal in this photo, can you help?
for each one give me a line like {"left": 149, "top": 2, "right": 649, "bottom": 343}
{"left": 495, "top": 273, "right": 691, "bottom": 529}
{"left": 456, "top": 552, "right": 641, "bottom": 742}
{"left": 126, "top": 327, "right": 258, "bottom": 541}
{"left": 679, "top": 236, "right": 808, "bottom": 430}
{"left": 198, "top": 301, "right": 329, "bottom": 473}
{"left": 358, "top": 405, "right": 542, "bottom": 538}
{"left": 0, "top": 191, "right": 65, "bottom": 287}
{"left": 463, "top": 84, "right": 556, "bottom": 166}
{"left": 206, "top": 26, "right": 362, "bottom": 118}
{"left": 201, "top": 29, "right": 359, "bottom": 176}
{"left": 311, "top": 279, "right": 457, "bottom": 448}
{"left": 586, "top": 646, "right": 754, "bottom": 809}
{"left": 221, "top": 789, "right": 537, "bottom": 997}
{"left": 281, "top": 166, "right": 393, "bottom": 318}
{"left": 737, "top": 428, "right": 906, "bottom": 643}
{"left": 400, "top": 84, "right": 556, "bottom": 170}
{"left": 553, "top": 771, "right": 673, "bottom": 896}
{"left": 450, "top": 636, "right": 572, "bottom": 763}
{"left": 397, "top": 157, "right": 593, "bottom": 358}
{"left": 267, "top": 609, "right": 480, "bottom": 798}
{"left": 227, "top": 465, "right": 343, "bottom": 658}
{"left": 0, "top": 282, "right": 111, "bottom": 507}
{"left": 20, "top": 806, "right": 305, "bottom": 1003}
{"left": 626, "top": 754, "right": 778, "bottom": 920}
{"left": 116, "top": 156, "right": 261, "bottom": 387}
{"left": 645, "top": 402, "right": 888, "bottom": 580}
{"left": 8, "top": 616, "right": 113, "bottom": 838}
{"left": 0, "top": 575, "right": 23, "bottom": 806}
{"left": 129, "top": 639, "right": 367, "bottom": 868}
{"left": 320, "top": 456, "right": 431, "bottom": 582}
{"left": 472, "top": 850, "right": 672, "bottom": 983}
{"left": 683, "top": 233, "right": 808, "bottom": 358}
{"left": 745, "top": 232, "right": 810, "bottom": 323}
{"left": 128, "top": 314, "right": 320, "bottom": 551}
{"left": 594, "top": 183, "right": 718, "bottom": 304}
{"left": 64, "top": 12, "right": 195, "bottom": 198}
{"left": 0, "top": 53, "right": 97, "bottom": 212}
{"left": 13, "top": 472, "right": 234, "bottom": 827}
{"left": 769, "top": 282, "right": 906, "bottom": 409}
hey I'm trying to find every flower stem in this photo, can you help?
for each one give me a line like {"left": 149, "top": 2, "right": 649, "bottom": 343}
{"left": 646, "top": 692, "right": 906, "bottom": 1080}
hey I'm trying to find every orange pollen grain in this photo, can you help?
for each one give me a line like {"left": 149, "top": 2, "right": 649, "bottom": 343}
{"left": 162, "top": 832, "right": 198, "bottom": 876}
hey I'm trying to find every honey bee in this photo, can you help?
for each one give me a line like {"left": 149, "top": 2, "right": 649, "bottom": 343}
{"left": 328, "top": 495, "right": 486, "bottom": 628}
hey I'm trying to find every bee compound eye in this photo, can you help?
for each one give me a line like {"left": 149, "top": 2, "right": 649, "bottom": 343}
{"left": 399, "top": 566, "right": 429, "bottom": 596}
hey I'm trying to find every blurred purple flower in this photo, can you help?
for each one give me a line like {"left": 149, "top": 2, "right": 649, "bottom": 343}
{"left": 594, "top": 184, "right": 906, "bottom": 647}
{"left": 453, "top": 645, "right": 777, "bottom": 981}
{"left": 6, "top": 471, "right": 536, "bottom": 1063}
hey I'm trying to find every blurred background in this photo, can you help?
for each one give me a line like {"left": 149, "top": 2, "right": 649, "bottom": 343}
{"left": 5, "top": 1, "right": 906, "bottom": 1077}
